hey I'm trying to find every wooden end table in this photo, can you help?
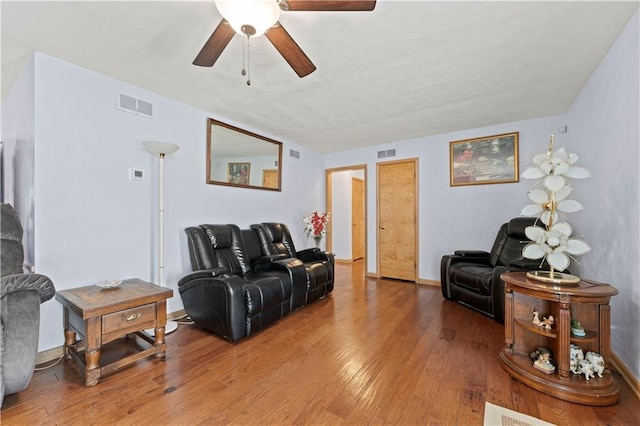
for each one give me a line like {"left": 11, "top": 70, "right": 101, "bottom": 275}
{"left": 55, "top": 279, "right": 173, "bottom": 386}
{"left": 499, "top": 271, "right": 619, "bottom": 406}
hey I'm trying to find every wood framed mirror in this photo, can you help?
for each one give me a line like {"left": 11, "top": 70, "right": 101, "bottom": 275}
{"left": 207, "top": 118, "right": 282, "bottom": 191}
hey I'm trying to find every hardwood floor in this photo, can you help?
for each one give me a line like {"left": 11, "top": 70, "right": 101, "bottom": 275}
{"left": 2, "top": 261, "right": 639, "bottom": 425}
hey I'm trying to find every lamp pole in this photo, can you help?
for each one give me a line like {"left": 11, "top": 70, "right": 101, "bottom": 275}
{"left": 143, "top": 141, "right": 180, "bottom": 334}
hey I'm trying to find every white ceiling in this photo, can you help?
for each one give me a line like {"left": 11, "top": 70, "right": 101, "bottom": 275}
{"left": 2, "top": 1, "right": 638, "bottom": 153}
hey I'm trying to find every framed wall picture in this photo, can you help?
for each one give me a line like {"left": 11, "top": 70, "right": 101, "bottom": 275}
{"left": 449, "top": 132, "right": 519, "bottom": 186}
{"left": 227, "top": 162, "right": 250, "bottom": 185}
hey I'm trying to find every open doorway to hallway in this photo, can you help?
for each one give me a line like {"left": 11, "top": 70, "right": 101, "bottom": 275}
{"left": 325, "top": 165, "right": 367, "bottom": 264}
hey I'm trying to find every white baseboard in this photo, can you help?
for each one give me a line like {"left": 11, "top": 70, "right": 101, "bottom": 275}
{"left": 611, "top": 351, "right": 640, "bottom": 401}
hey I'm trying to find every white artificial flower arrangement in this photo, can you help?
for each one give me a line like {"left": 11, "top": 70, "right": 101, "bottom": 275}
{"left": 520, "top": 135, "right": 591, "bottom": 279}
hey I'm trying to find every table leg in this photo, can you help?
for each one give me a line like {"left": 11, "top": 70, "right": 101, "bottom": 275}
{"left": 84, "top": 349, "right": 101, "bottom": 386}
{"left": 154, "top": 326, "right": 166, "bottom": 359}
{"left": 63, "top": 307, "right": 76, "bottom": 359}
{"left": 84, "top": 316, "right": 102, "bottom": 386}
{"left": 154, "top": 300, "right": 168, "bottom": 359}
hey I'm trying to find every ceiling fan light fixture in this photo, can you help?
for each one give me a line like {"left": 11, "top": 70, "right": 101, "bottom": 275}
{"left": 215, "top": 0, "right": 280, "bottom": 37}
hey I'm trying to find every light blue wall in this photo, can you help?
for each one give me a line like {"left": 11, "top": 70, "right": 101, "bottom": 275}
{"left": 28, "top": 53, "right": 324, "bottom": 352}
{"left": 566, "top": 9, "right": 639, "bottom": 379}
{"left": 1, "top": 55, "right": 35, "bottom": 269}
{"left": 324, "top": 115, "right": 568, "bottom": 280}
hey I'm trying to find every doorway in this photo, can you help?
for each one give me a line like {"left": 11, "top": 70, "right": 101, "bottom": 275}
{"left": 325, "top": 165, "right": 367, "bottom": 264}
{"left": 262, "top": 169, "right": 278, "bottom": 189}
{"left": 377, "top": 158, "right": 418, "bottom": 282}
{"left": 351, "top": 177, "right": 365, "bottom": 261}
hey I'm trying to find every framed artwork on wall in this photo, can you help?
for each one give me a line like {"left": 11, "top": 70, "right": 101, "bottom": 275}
{"left": 227, "top": 162, "right": 250, "bottom": 185}
{"left": 449, "top": 132, "right": 519, "bottom": 186}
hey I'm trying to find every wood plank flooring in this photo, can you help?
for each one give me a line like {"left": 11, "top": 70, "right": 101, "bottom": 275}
{"left": 2, "top": 261, "right": 639, "bottom": 425}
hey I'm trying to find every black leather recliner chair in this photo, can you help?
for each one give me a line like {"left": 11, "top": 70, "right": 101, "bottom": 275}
{"left": 251, "top": 222, "right": 334, "bottom": 307}
{"left": 179, "top": 224, "right": 307, "bottom": 342}
{"left": 440, "top": 217, "right": 546, "bottom": 323}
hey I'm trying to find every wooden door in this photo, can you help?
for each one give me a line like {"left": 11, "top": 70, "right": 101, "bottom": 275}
{"left": 351, "top": 177, "right": 365, "bottom": 260}
{"left": 262, "top": 169, "right": 278, "bottom": 189}
{"left": 377, "top": 159, "right": 418, "bottom": 281}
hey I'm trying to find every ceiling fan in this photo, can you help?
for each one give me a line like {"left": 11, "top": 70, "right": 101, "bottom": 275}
{"left": 193, "top": 0, "right": 377, "bottom": 78}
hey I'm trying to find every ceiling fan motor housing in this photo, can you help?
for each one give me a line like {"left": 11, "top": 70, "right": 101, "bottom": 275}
{"left": 215, "top": 0, "right": 280, "bottom": 37}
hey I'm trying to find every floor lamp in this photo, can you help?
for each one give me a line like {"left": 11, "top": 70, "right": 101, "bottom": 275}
{"left": 143, "top": 141, "right": 180, "bottom": 335}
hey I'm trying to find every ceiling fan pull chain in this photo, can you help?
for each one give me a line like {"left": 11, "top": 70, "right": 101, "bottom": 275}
{"left": 241, "top": 35, "right": 247, "bottom": 77}
{"left": 246, "top": 35, "right": 251, "bottom": 86}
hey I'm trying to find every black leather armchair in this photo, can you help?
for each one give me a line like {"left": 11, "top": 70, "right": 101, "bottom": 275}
{"left": 180, "top": 224, "right": 306, "bottom": 342}
{"left": 440, "top": 217, "right": 545, "bottom": 323}
{"left": 251, "top": 223, "right": 334, "bottom": 306}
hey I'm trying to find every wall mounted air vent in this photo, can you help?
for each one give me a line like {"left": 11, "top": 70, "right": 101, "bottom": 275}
{"left": 377, "top": 149, "right": 397, "bottom": 159}
{"left": 117, "top": 94, "right": 154, "bottom": 118}
{"left": 289, "top": 149, "right": 300, "bottom": 159}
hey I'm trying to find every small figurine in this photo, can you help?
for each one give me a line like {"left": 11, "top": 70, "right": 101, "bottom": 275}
{"left": 571, "top": 318, "right": 586, "bottom": 337}
{"left": 579, "top": 359, "right": 595, "bottom": 380}
{"left": 532, "top": 310, "right": 541, "bottom": 326}
{"left": 586, "top": 351, "right": 605, "bottom": 378}
{"left": 570, "top": 344, "right": 585, "bottom": 374}
{"left": 534, "top": 351, "right": 556, "bottom": 374}
{"left": 540, "top": 315, "right": 555, "bottom": 330}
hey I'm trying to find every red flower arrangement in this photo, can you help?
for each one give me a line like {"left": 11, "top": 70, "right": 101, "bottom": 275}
{"left": 302, "top": 211, "right": 330, "bottom": 241}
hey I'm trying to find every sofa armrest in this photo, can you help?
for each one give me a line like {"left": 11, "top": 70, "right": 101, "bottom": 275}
{"left": 1, "top": 273, "right": 55, "bottom": 303}
{"left": 509, "top": 258, "right": 543, "bottom": 270}
{"left": 440, "top": 252, "right": 492, "bottom": 301}
{"left": 271, "top": 258, "right": 308, "bottom": 310}
{"left": 252, "top": 254, "right": 288, "bottom": 271}
{"left": 178, "top": 273, "right": 246, "bottom": 342}
{"left": 440, "top": 255, "right": 456, "bottom": 300}
{"left": 178, "top": 268, "right": 229, "bottom": 286}
{"left": 491, "top": 266, "right": 510, "bottom": 323}
{"left": 297, "top": 248, "right": 332, "bottom": 263}
{"left": 454, "top": 250, "right": 491, "bottom": 258}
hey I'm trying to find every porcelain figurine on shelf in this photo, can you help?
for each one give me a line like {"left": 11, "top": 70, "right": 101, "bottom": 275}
{"left": 534, "top": 351, "right": 556, "bottom": 374}
{"left": 579, "top": 359, "right": 595, "bottom": 380}
{"left": 532, "top": 310, "right": 541, "bottom": 326}
{"left": 571, "top": 318, "right": 586, "bottom": 337}
{"left": 570, "top": 344, "right": 584, "bottom": 374}
{"left": 531, "top": 310, "right": 554, "bottom": 330}
{"left": 540, "top": 315, "right": 555, "bottom": 330}
{"left": 586, "top": 352, "right": 605, "bottom": 378}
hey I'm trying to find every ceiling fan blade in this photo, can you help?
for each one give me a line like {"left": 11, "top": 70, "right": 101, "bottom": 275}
{"left": 265, "top": 22, "right": 316, "bottom": 78}
{"left": 279, "top": 0, "right": 376, "bottom": 11}
{"left": 193, "top": 19, "right": 235, "bottom": 67}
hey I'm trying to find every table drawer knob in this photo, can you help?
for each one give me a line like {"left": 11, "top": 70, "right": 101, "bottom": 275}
{"left": 125, "top": 313, "right": 142, "bottom": 322}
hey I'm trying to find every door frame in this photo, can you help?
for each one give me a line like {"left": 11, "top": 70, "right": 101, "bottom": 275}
{"left": 351, "top": 176, "right": 365, "bottom": 261}
{"left": 325, "top": 165, "right": 368, "bottom": 263}
{"left": 376, "top": 158, "right": 419, "bottom": 282}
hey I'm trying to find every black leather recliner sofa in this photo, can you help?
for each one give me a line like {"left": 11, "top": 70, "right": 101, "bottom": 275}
{"left": 251, "top": 222, "right": 334, "bottom": 306}
{"left": 440, "top": 217, "right": 546, "bottom": 323}
{"left": 179, "top": 223, "right": 334, "bottom": 342}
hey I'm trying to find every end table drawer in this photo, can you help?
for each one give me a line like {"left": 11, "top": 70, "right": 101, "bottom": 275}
{"left": 102, "top": 303, "right": 156, "bottom": 334}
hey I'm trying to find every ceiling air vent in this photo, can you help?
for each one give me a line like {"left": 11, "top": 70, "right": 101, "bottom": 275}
{"left": 117, "top": 94, "right": 154, "bottom": 118}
